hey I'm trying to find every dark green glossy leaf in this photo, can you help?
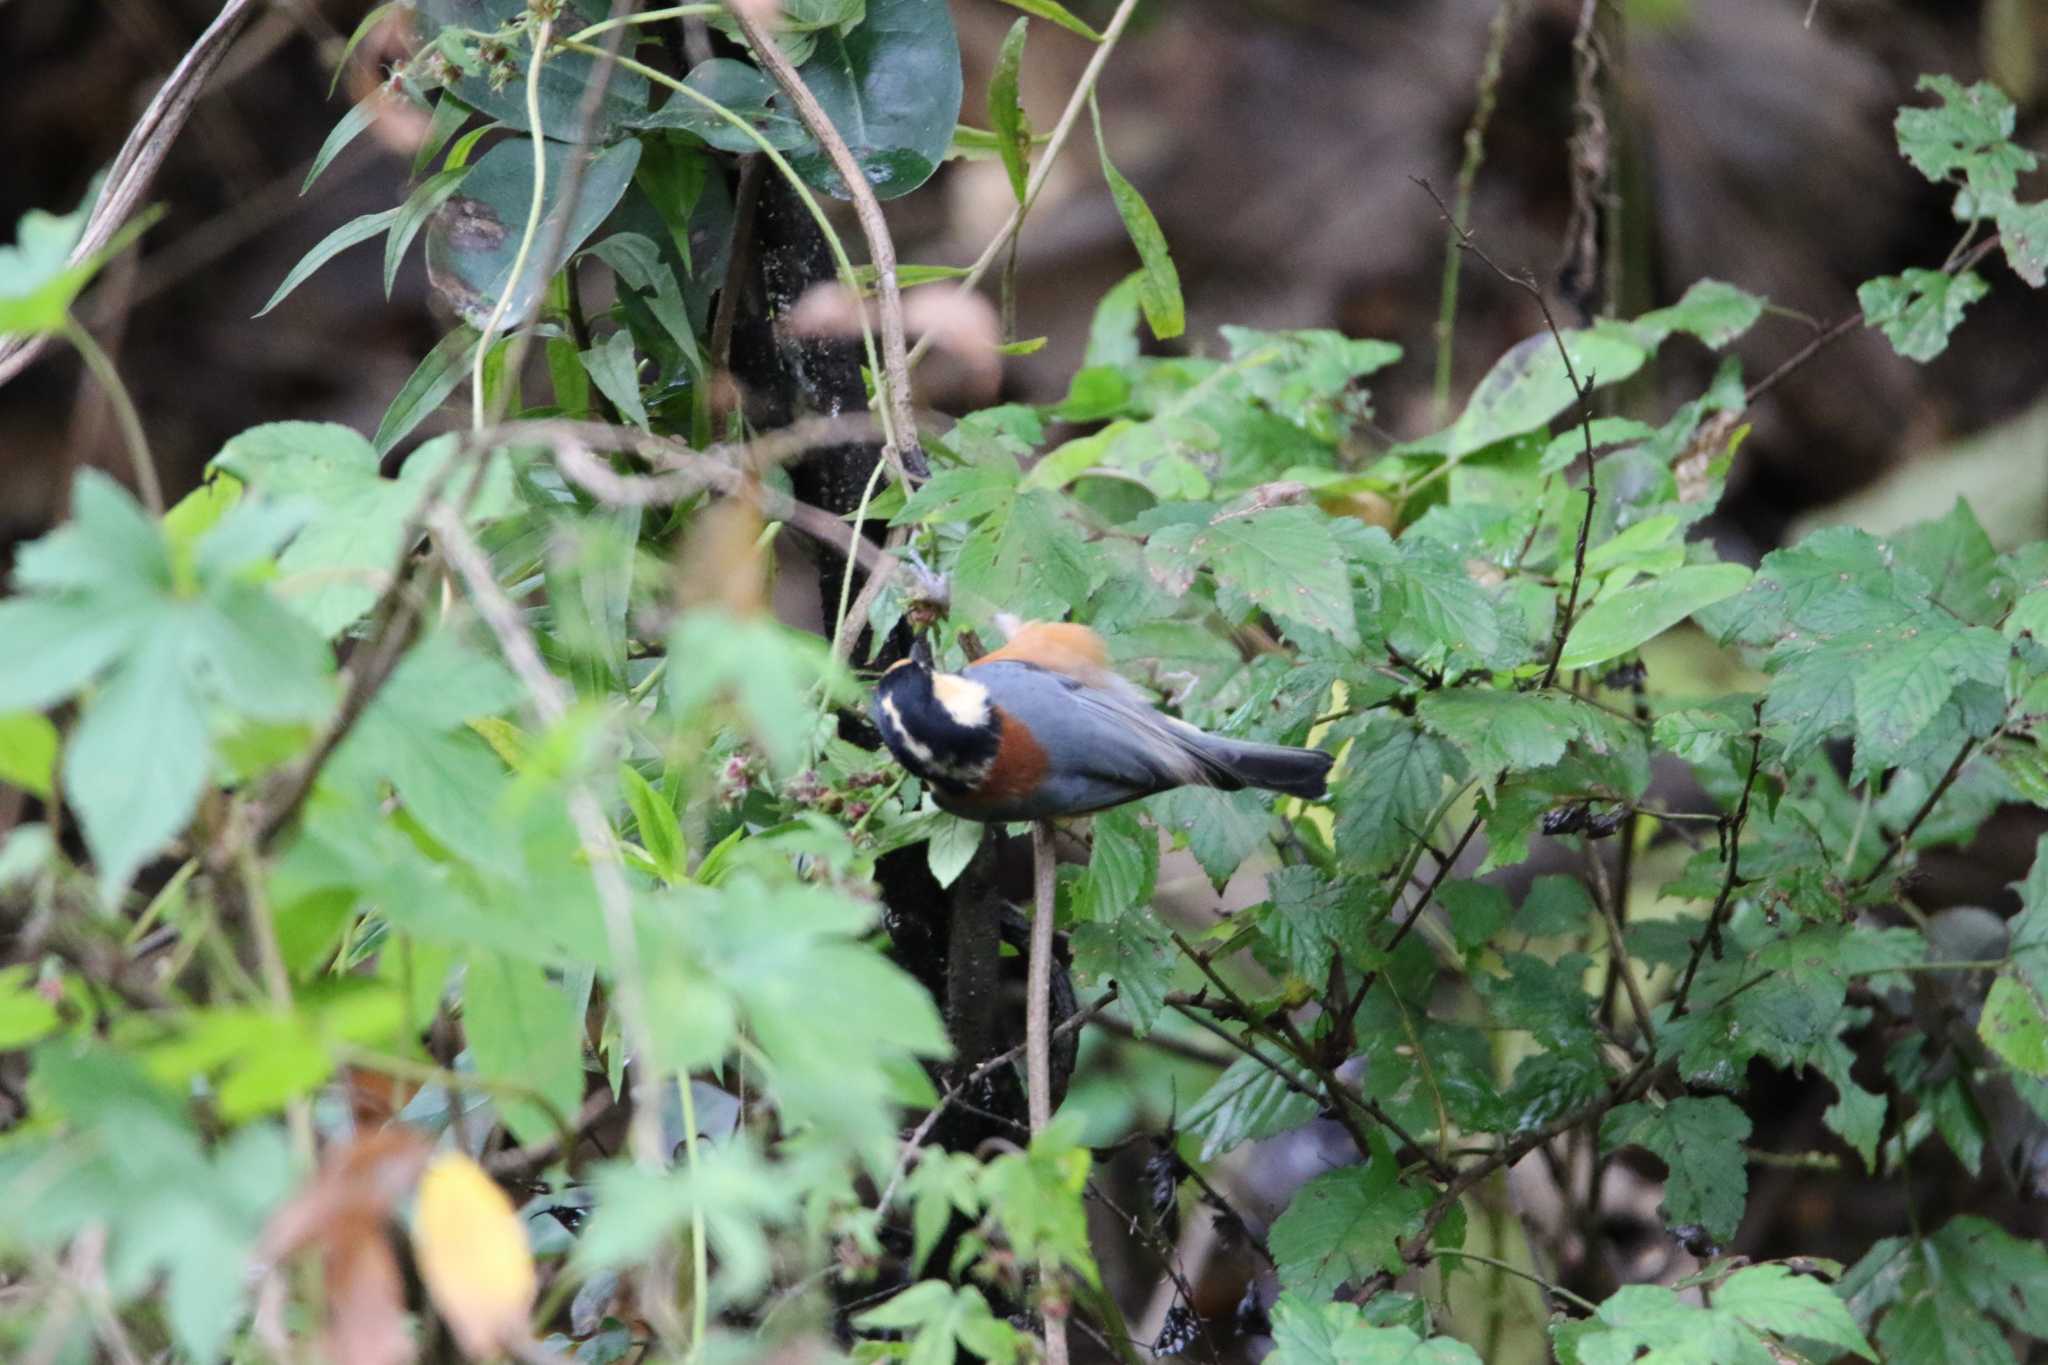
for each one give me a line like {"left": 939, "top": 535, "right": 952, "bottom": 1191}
{"left": 788, "top": 0, "right": 963, "bottom": 200}
{"left": 423, "top": 135, "right": 641, "bottom": 326}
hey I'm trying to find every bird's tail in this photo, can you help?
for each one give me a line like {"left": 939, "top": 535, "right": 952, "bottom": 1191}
{"left": 1193, "top": 735, "right": 1335, "bottom": 800}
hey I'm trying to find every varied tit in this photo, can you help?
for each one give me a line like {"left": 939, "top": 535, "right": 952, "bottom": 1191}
{"left": 870, "top": 621, "right": 1335, "bottom": 822}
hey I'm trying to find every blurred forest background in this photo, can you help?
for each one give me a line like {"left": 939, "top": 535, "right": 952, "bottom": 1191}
{"left": 6, "top": 0, "right": 2048, "bottom": 1356}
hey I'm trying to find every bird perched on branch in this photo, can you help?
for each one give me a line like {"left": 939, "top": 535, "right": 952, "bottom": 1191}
{"left": 870, "top": 621, "right": 1335, "bottom": 822}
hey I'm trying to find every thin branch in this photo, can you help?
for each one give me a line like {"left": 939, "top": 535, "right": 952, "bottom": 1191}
{"left": 906, "top": 0, "right": 1147, "bottom": 370}
{"left": 1168, "top": 929, "right": 1452, "bottom": 1184}
{"left": 1413, "top": 177, "right": 1598, "bottom": 689}
{"left": 1851, "top": 733, "right": 1982, "bottom": 892}
{"left": 470, "top": 14, "right": 555, "bottom": 429}
{"left": 426, "top": 506, "right": 667, "bottom": 1177}
{"left": 1026, "top": 819, "right": 1071, "bottom": 1365}
{"left": 874, "top": 989, "right": 1119, "bottom": 1214}
{"left": 1430, "top": 1247, "right": 1599, "bottom": 1316}
{"left": 1671, "top": 709, "right": 1763, "bottom": 1016}
{"left": 721, "top": 1, "right": 920, "bottom": 476}
{"left": 62, "top": 316, "right": 162, "bottom": 516}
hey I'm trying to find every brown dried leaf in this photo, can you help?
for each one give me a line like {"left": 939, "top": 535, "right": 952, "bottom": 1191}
{"left": 325, "top": 1211, "right": 415, "bottom": 1365}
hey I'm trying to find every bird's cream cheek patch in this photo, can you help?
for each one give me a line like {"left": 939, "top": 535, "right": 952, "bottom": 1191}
{"left": 931, "top": 674, "right": 991, "bottom": 729}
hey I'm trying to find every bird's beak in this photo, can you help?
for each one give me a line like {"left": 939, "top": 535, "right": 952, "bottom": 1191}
{"left": 910, "top": 635, "right": 936, "bottom": 670}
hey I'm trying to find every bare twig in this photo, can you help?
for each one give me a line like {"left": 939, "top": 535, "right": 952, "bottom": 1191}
{"left": 1414, "top": 177, "right": 1599, "bottom": 689}
{"left": 1671, "top": 708, "right": 1763, "bottom": 1016}
{"left": 1026, "top": 818, "right": 1071, "bottom": 1365}
{"left": 1852, "top": 734, "right": 1983, "bottom": 893}
{"left": 721, "top": 1, "right": 920, "bottom": 477}
{"left": 0, "top": 0, "right": 261, "bottom": 387}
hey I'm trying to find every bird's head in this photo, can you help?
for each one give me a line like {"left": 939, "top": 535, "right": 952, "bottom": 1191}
{"left": 872, "top": 645, "right": 999, "bottom": 792}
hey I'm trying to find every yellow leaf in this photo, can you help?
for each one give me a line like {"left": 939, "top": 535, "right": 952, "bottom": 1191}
{"left": 411, "top": 1152, "right": 537, "bottom": 1359}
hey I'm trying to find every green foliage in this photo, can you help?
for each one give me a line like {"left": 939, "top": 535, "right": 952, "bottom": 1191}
{"left": 16, "top": 47, "right": 2048, "bottom": 1365}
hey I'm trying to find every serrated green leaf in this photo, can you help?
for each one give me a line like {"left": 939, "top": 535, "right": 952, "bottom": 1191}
{"left": 1857, "top": 269, "right": 1988, "bottom": 363}
{"left": 926, "top": 812, "right": 983, "bottom": 889}
{"left": 1601, "top": 1096, "right": 1749, "bottom": 1244}
{"left": 1070, "top": 914, "right": 1171, "bottom": 1035}
{"left": 1182, "top": 1043, "right": 1319, "bottom": 1159}
{"left": 1269, "top": 1159, "right": 1432, "bottom": 1300}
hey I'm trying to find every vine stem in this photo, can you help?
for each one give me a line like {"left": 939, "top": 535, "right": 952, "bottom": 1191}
{"left": 1027, "top": 819, "right": 1070, "bottom": 1365}
{"left": 471, "top": 15, "right": 554, "bottom": 430}
{"left": 1431, "top": 1247, "right": 1600, "bottom": 1316}
{"left": 906, "top": 0, "right": 1146, "bottom": 370}
{"left": 565, "top": 3, "right": 718, "bottom": 44}
{"left": 62, "top": 315, "right": 162, "bottom": 516}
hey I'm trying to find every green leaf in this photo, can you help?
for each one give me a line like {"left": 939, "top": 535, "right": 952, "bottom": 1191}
{"left": 1269, "top": 1158, "right": 1433, "bottom": 1300}
{"left": 62, "top": 633, "right": 200, "bottom": 901}
{"left": 1715, "top": 1263, "right": 1875, "bottom": 1360}
{"left": 1600, "top": 1096, "right": 1750, "bottom": 1244}
{"left": 788, "top": 0, "right": 964, "bottom": 200}
{"left": 1333, "top": 717, "right": 1454, "bottom": 873}
{"left": 987, "top": 19, "right": 1031, "bottom": 203}
{"left": 1182, "top": 1042, "right": 1319, "bottom": 1159}
{"left": 414, "top": 0, "right": 650, "bottom": 141}
{"left": 373, "top": 324, "right": 480, "bottom": 454}
{"left": 384, "top": 164, "right": 471, "bottom": 298}
{"left": 854, "top": 1282, "right": 1023, "bottom": 1365}
{"left": 423, "top": 135, "right": 642, "bottom": 326}
{"left": 303, "top": 95, "right": 379, "bottom": 194}
{"left": 1440, "top": 327, "right": 1648, "bottom": 460}
{"left": 1268, "top": 1295, "right": 1482, "bottom": 1365}
{"left": 1630, "top": 278, "right": 1767, "bottom": 349}
{"left": 991, "top": 0, "right": 1101, "bottom": 41}
{"left": 0, "top": 710, "right": 59, "bottom": 798}
{"left": 1559, "top": 562, "right": 1752, "bottom": 670}
{"left": 628, "top": 58, "right": 809, "bottom": 154}
{"left": 463, "top": 951, "right": 586, "bottom": 1147}
{"left": 1857, "top": 268, "right": 1989, "bottom": 363}
{"left": 1997, "top": 198, "right": 2048, "bottom": 287}
{"left": 1893, "top": 75, "right": 2036, "bottom": 209}
{"left": 255, "top": 206, "right": 401, "bottom": 318}
{"left": 1146, "top": 506, "right": 1358, "bottom": 647}
{"left": 1416, "top": 690, "right": 1600, "bottom": 777}
{"left": 0, "top": 187, "right": 158, "bottom": 334}
{"left": 666, "top": 612, "right": 849, "bottom": 775}
{"left": 581, "top": 329, "right": 652, "bottom": 429}
{"left": 621, "top": 765, "right": 686, "bottom": 885}
{"left": 1090, "top": 97, "right": 1183, "bottom": 340}
{"left": 926, "top": 812, "right": 983, "bottom": 889}
{"left": 1070, "top": 914, "right": 1172, "bottom": 1034}
{"left": 1980, "top": 972, "right": 2048, "bottom": 1078}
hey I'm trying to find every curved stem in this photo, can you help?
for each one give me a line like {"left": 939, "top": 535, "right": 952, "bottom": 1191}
{"left": 471, "top": 16, "right": 555, "bottom": 430}
{"left": 676, "top": 1076, "right": 710, "bottom": 1360}
{"left": 566, "top": 3, "right": 719, "bottom": 44}
{"left": 1430, "top": 1247, "right": 1599, "bottom": 1316}
{"left": 63, "top": 315, "right": 161, "bottom": 515}
{"left": 906, "top": 0, "right": 1145, "bottom": 370}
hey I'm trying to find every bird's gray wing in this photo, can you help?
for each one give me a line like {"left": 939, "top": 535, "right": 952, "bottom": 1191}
{"left": 967, "top": 661, "right": 1223, "bottom": 790}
